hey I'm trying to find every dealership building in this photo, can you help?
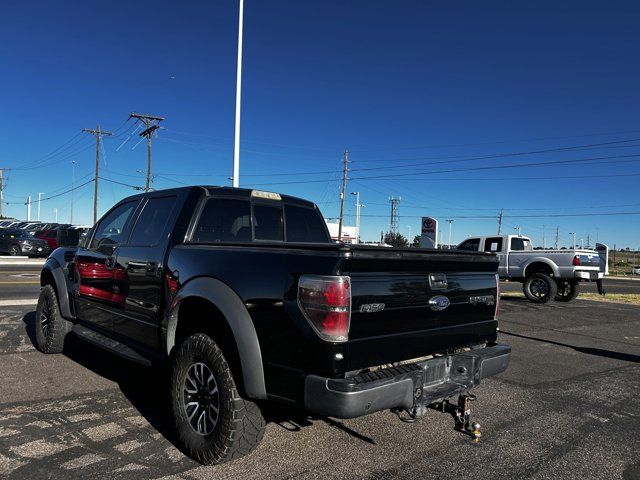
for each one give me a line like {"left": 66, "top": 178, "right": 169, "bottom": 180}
{"left": 324, "top": 221, "right": 358, "bottom": 244}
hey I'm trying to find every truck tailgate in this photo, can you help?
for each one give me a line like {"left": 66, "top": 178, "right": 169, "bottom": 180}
{"left": 344, "top": 248, "right": 499, "bottom": 370}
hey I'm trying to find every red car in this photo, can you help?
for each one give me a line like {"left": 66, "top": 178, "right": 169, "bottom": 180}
{"left": 35, "top": 229, "right": 60, "bottom": 250}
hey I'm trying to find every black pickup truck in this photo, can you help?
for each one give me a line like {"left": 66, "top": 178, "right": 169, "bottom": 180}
{"left": 36, "top": 186, "right": 510, "bottom": 464}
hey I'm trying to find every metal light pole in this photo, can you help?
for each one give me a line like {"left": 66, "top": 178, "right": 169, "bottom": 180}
{"left": 407, "top": 225, "right": 412, "bottom": 243}
{"left": 26, "top": 195, "right": 31, "bottom": 221}
{"left": 513, "top": 226, "right": 521, "bottom": 236}
{"left": 70, "top": 160, "right": 76, "bottom": 224}
{"left": 232, "top": 0, "right": 244, "bottom": 187}
{"left": 350, "top": 191, "right": 363, "bottom": 243}
{"left": 54, "top": 208, "right": 58, "bottom": 223}
{"left": 569, "top": 232, "right": 576, "bottom": 249}
{"left": 37, "top": 192, "right": 45, "bottom": 221}
{"left": 446, "top": 219, "right": 454, "bottom": 249}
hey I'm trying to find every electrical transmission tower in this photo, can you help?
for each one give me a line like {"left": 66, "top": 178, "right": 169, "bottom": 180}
{"left": 129, "top": 112, "right": 165, "bottom": 192}
{"left": 389, "top": 196, "right": 401, "bottom": 233}
{"left": 83, "top": 125, "right": 113, "bottom": 224}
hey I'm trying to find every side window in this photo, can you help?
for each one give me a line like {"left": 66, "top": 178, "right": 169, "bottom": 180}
{"left": 129, "top": 196, "right": 177, "bottom": 246}
{"left": 90, "top": 201, "right": 137, "bottom": 250}
{"left": 192, "top": 198, "right": 251, "bottom": 243}
{"left": 457, "top": 238, "right": 480, "bottom": 251}
{"left": 253, "top": 204, "right": 283, "bottom": 241}
{"left": 484, "top": 237, "right": 503, "bottom": 253}
{"left": 284, "top": 204, "right": 330, "bottom": 243}
{"left": 510, "top": 237, "right": 532, "bottom": 251}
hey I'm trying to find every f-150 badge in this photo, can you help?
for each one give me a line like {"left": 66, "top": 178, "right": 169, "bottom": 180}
{"left": 359, "top": 303, "right": 385, "bottom": 313}
{"left": 428, "top": 296, "right": 450, "bottom": 311}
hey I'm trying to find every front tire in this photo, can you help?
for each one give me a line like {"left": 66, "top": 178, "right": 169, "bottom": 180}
{"left": 523, "top": 273, "right": 557, "bottom": 304}
{"left": 9, "top": 244, "right": 21, "bottom": 256}
{"left": 555, "top": 281, "right": 579, "bottom": 302}
{"left": 35, "top": 284, "right": 72, "bottom": 353}
{"left": 170, "top": 333, "right": 265, "bottom": 465}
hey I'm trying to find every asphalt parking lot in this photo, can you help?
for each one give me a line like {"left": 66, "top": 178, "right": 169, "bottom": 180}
{"left": 1, "top": 292, "right": 639, "bottom": 480}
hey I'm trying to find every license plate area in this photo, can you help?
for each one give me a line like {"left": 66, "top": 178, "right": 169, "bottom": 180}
{"left": 416, "top": 354, "right": 478, "bottom": 405}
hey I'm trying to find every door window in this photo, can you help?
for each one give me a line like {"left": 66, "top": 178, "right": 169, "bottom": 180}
{"left": 457, "top": 238, "right": 480, "bottom": 251}
{"left": 484, "top": 237, "right": 503, "bottom": 253}
{"left": 129, "top": 196, "right": 177, "bottom": 246}
{"left": 90, "top": 201, "right": 138, "bottom": 250}
{"left": 510, "top": 237, "right": 532, "bottom": 251}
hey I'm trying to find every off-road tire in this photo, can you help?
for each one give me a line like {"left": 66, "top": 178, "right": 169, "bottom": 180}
{"left": 9, "top": 244, "right": 21, "bottom": 256}
{"left": 170, "top": 333, "right": 266, "bottom": 465}
{"left": 35, "top": 284, "right": 72, "bottom": 353}
{"left": 554, "top": 281, "right": 579, "bottom": 302}
{"left": 523, "top": 273, "right": 557, "bottom": 304}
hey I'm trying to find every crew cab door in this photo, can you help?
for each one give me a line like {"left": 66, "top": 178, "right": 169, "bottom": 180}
{"left": 483, "top": 236, "right": 507, "bottom": 276}
{"left": 112, "top": 194, "right": 179, "bottom": 350}
{"left": 73, "top": 200, "right": 139, "bottom": 333}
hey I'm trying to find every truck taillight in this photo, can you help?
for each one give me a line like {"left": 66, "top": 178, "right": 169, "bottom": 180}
{"left": 298, "top": 275, "right": 351, "bottom": 342}
{"left": 495, "top": 274, "right": 500, "bottom": 319}
{"left": 572, "top": 255, "right": 581, "bottom": 266}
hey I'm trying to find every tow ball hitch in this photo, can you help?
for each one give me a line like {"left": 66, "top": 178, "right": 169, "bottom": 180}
{"left": 434, "top": 393, "right": 482, "bottom": 443}
{"left": 392, "top": 393, "right": 482, "bottom": 443}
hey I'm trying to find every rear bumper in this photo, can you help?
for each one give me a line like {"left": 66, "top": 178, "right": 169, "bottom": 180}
{"left": 574, "top": 270, "right": 604, "bottom": 281}
{"left": 304, "top": 344, "right": 510, "bottom": 419}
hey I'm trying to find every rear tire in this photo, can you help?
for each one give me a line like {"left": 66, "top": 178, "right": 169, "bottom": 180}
{"left": 523, "top": 273, "right": 557, "bottom": 304}
{"left": 9, "top": 244, "right": 21, "bottom": 256}
{"left": 35, "top": 285, "right": 72, "bottom": 353}
{"left": 170, "top": 333, "right": 265, "bottom": 465}
{"left": 554, "top": 281, "right": 579, "bottom": 302}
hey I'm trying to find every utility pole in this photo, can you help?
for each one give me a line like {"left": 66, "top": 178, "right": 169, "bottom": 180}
{"left": 337, "top": 150, "right": 350, "bottom": 241}
{"left": 232, "top": 0, "right": 244, "bottom": 188}
{"left": 54, "top": 208, "right": 58, "bottom": 222}
{"left": 0, "top": 169, "right": 4, "bottom": 219}
{"left": 129, "top": 113, "right": 164, "bottom": 192}
{"left": 569, "top": 232, "right": 576, "bottom": 249}
{"left": 70, "top": 161, "right": 76, "bottom": 224}
{"left": 350, "top": 191, "right": 363, "bottom": 243}
{"left": 555, "top": 226, "right": 559, "bottom": 250}
{"left": 83, "top": 125, "right": 113, "bottom": 224}
{"left": 446, "top": 219, "right": 454, "bottom": 249}
{"left": 542, "top": 225, "right": 546, "bottom": 249}
{"left": 497, "top": 209, "right": 503, "bottom": 235}
{"left": 586, "top": 233, "right": 590, "bottom": 249}
{"left": 37, "top": 192, "right": 45, "bottom": 221}
{"left": 389, "top": 196, "right": 401, "bottom": 233}
{"left": 26, "top": 195, "right": 31, "bottom": 221}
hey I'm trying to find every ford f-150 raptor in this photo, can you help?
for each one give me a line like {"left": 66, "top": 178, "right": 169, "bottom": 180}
{"left": 36, "top": 186, "right": 510, "bottom": 464}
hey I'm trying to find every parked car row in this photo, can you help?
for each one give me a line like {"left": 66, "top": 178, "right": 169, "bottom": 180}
{"left": 0, "top": 219, "right": 91, "bottom": 256}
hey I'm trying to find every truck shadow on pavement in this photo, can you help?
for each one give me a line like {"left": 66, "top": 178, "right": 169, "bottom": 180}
{"left": 20, "top": 311, "right": 375, "bottom": 458}
{"left": 501, "top": 330, "right": 640, "bottom": 364}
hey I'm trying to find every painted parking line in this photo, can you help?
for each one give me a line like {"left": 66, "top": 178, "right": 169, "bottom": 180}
{"left": 0, "top": 300, "right": 38, "bottom": 307}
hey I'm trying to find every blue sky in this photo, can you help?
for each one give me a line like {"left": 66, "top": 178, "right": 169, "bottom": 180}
{"left": 1, "top": 0, "right": 640, "bottom": 248}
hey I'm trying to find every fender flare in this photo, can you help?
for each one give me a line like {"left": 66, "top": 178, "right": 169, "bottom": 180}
{"left": 165, "top": 277, "right": 267, "bottom": 400}
{"left": 41, "top": 257, "right": 73, "bottom": 318}
{"left": 522, "top": 258, "right": 560, "bottom": 278}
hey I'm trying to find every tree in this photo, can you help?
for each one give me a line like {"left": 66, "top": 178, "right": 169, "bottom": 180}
{"left": 383, "top": 231, "right": 409, "bottom": 247}
{"left": 412, "top": 235, "right": 421, "bottom": 247}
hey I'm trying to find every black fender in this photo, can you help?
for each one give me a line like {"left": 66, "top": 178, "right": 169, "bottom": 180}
{"left": 164, "top": 277, "right": 267, "bottom": 400}
{"left": 41, "top": 251, "right": 74, "bottom": 319}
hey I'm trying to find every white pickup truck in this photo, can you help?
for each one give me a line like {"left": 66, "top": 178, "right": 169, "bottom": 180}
{"left": 457, "top": 235, "right": 608, "bottom": 303}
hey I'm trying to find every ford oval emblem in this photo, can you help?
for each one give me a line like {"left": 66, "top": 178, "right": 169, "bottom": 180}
{"left": 429, "top": 295, "right": 451, "bottom": 311}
